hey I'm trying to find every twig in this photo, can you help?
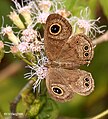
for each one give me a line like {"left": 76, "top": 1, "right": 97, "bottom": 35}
{"left": 58, "top": 109, "right": 108, "bottom": 119}
{"left": 58, "top": 117, "right": 73, "bottom": 119}
{"left": 10, "top": 79, "right": 34, "bottom": 119}
{"left": 92, "top": 31, "right": 108, "bottom": 45}
{"left": 0, "top": 61, "right": 24, "bottom": 81}
{"left": 91, "top": 109, "right": 108, "bottom": 119}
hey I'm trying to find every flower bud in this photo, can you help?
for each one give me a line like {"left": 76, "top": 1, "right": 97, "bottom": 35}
{"left": 38, "top": 1, "right": 52, "bottom": 12}
{"left": 18, "top": 6, "right": 32, "bottom": 26}
{"left": 8, "top": 11, "right": 25, "bottom": 29}
{"left": 2, "top": 26, "right": 20, "bottom": 45}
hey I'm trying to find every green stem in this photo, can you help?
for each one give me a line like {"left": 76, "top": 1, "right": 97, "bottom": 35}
{"left": 21, "top": 58, "right": 34, "bottom": 66}
{"left": 16, "top": 52, "right": 35, "bottom": 66}
{"left": 10, "top": 80, "right": 35, "bottom": 119}
{"left": 91, "top": 109, "right": 108, "bottom": 119}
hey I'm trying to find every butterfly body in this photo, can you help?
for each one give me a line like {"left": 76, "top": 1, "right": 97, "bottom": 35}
{"left": 44, "top": 14, "right": 94, "bottom": 102}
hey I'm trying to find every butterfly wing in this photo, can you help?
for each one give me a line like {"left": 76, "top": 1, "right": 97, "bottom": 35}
{"left": 56, "top": 34, "right": 94, "bottom": 68}
{"left": 46, "top": 68, "right": 94, "bottom": 102}
{"left": 68, "top": 69, "right": 94, "bottom": 96}
{"left": 46, "top": 67, "right": 74, "bottom": 102}
{"left": 44, "top": 14, "right": 72, "bottom": 61}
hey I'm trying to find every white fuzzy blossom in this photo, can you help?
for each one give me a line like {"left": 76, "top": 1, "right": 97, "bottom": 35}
{"left": 1, "top": 26, "right": 20, "bottom": 45}
{"left": 24, "top": 56, "right": 48, "bottom": 92}
{"left": 29, "top": 40, "right": 44, "bottom": 52}
{"left": 38, "top": 0, "right": 52, "bottom": 12}
{"left": 71, "top": 7, "right": 105, "bottom": 38}
{"left": 36, "top": 12, "right": 50, "bottom": 24}
{"left": 21, "top": 27, "right": 38, "bottom": 42}
{"left": 17, "top": 42, "right": 29, "bottom": 53}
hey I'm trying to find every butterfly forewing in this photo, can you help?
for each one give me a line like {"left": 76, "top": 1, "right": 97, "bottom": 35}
{"left": 44, "top": 14, "right": 72, "bottom": 61}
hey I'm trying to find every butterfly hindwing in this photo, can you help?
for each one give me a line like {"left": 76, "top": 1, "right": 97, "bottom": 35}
{"left": 46, "top": 67, "right": 74, "bottom": 102}
{"left": 46, "top": 68, "right": 94, "bottom": 102}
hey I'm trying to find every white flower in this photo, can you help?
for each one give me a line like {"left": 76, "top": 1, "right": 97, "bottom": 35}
{"left": 17, "top": 42, "right": 29, "bottom": 53}
{"left": 2, "top": 26, "right": 12, "bottom": 35}
{"left": 21, "top": 28, "right": 38, "bottom": 42}
{"left": 12, "top": 0, "right": 32, "bottom": 25}
{"left": 72, "top": 7, "right": 105, "bottom": 38}
{"left": 36, "top": 65, "right": 48, "bottom": 79}
{"left": 24, "top": 55, "right": 48, "bottom": 81}
{"left": 33, "top": 65, "right": 48, "bottom": 92}
{"left": 24, "top": 63, "right": 48, "bottom": 92}
{"left": 8, "top": 11, "right": 25, "bottom": 29}
{"left": 55, "top": 9, "right": 71, "bottom": 18}
{"left": 38, "top": 0, "right": 52, "bottom": 12}
{"left": 36, "top": 12, "right": 50, "bottom": 24}
{"left": 29, "top": 40, "right": 44, "bottom": 52}
{"left": 1, "top": 26, "right": 20, "bottom": 45}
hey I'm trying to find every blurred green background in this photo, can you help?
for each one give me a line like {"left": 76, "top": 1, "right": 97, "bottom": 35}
{"left": 0, "top": 0, "right": 108, "bottom": 118}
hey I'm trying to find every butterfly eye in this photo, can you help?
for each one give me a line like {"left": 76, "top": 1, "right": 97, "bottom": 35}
{"left": 52, "top": 86, "right": 63, "bottom": 95}
{"left": 49, "top": 23, "right": 61, "bottom": 35}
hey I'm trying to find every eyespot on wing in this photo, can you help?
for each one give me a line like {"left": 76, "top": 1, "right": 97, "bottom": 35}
{"left": 44, "top": 13, "right": 72, "bottom": 40}
{"left": 46, "top": 67, "right": 74, "bottom": 102}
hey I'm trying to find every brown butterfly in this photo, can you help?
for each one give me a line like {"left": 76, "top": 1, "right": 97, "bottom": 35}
{"left": 44, "top": 14, "right": 94, "bottom": 102}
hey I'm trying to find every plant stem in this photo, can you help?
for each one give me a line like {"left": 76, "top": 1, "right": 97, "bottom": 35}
{"left": 21, "top": 58, "right": 34, "bottom": 66}
{"left": 0, "top": 62, "right": 24, "bottom": 81}
{"left": 92, "top": 31, "right": 108, "bottom": 45}
{"left": 91, "top": 109, "right": 108, "bottom": 119}
{"left": 10, "top": 80, "right": 34, "bottom": 119}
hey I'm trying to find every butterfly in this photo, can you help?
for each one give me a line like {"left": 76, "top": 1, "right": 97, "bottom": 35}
{"left": 44, "top": 14, "right": 94, "bottom": 102}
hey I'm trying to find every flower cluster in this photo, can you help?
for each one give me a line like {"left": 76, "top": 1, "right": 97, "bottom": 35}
{"left": 0, "top": 0, "right": 104, "bottom": 91}
{"left": 70, "top": 7, "right": 105, "bottom": 38}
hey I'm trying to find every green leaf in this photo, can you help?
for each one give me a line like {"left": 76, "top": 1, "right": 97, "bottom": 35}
{"left": 27, "top": 95, "right": 59, "bottom": 119}
{"left": 64, "top": 0, "right": 88, "bottom": 17}
{"left": 27, "top": 96, "right": 46, "bottom": 118}
{"left": 99, "top": 0, "right": 108, "bottom": 19}
{"left": 37, "top": 97, "right": 59, "bottom": 119}
{"left": 64, "top": 0, "right": 77, "bottom": 10}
